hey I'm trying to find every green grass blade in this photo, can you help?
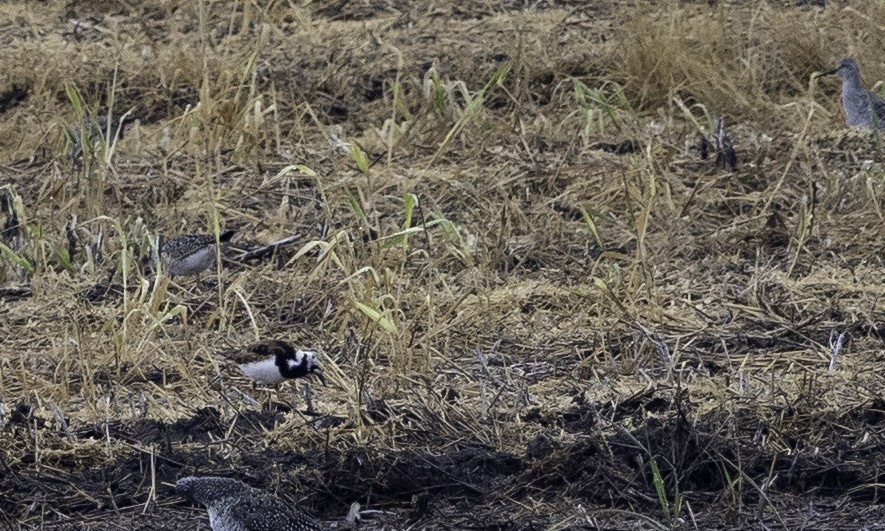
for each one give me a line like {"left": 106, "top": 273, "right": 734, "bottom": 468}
{"left": 650, "top": 459, "right": 672, "bottom": 526}
{"left": 65, "top": 83, "right": 85, "bottom": 116}
{"left": 344, "top": 188, "right": 367, "bottom": 221}
{"left": 580, "top": 207, "right": 606, "bottom": 251}
{"left": 0, "top": 242, "right": 33, "bottom": 273}
{"left": 353, "top": 300, "right": 397, "bottom": 333}
{"left": 351, "top": 144, "right": 370, "bottom": 175}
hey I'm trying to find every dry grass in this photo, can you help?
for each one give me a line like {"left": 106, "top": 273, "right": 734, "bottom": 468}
{"left": 1, "top": 0, "right": 885, "bottom": 529}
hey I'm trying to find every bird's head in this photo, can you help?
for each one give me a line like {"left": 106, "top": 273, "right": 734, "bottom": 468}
{"left": 821, "top": 57, "right": 860, "bottom": 79}
{"left": 297, "top": 350, "right": 326, "bottom": 386}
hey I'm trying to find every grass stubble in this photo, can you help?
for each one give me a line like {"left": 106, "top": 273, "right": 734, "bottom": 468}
{"left": 1, "top": 0, "right": 885, "bottom": 529}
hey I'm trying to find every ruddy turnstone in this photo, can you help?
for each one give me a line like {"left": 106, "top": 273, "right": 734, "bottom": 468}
{"left": 820, "top": 58, "right": 885, "bottom": 130}
{"left": 176, "top": 476, "right": 321, "bottom": 531}
{"left": 227, "top": 340, "right": 326, "bottom": 387}
{"left": 159, "top": 229, "right": 235, "bottom": 278}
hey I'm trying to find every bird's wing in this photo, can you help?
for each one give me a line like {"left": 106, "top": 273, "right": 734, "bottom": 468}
{"left": 160, "top": 234, "right": 215, "bottom": 259}
{"left": 249, "top": 339, "right": 289, "bottom": 355}
{"left": 227, "top": 494, "right": 322, "bottom": 531}
{"left": 177, "top": 476, "right": 252, "bottom": 506}
{"left": 225, "top": 340, "right": 287, "bottom": 365}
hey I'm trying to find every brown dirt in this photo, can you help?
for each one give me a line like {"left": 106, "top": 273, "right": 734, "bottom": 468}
{"left": 2, "top": 0, "right": 885, "bottom": 530}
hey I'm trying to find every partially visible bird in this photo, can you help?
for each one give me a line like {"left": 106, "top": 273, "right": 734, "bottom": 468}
{"left": 821, "top": 57, "right": 885, "bottom": 130}
{"left": 68, "top": 114, "right": 131, "bottom": 161}
{"left": 176, "top": 476, "right": 322, "bottom": 531}
{"left": 159, "top": 229, "right": 235, "bottom": 278}
{"left": 225, "top": 339, "right": 326, "bottom": 387}
{"left": 712, "top": 116, "right": 737, "bottom": 171}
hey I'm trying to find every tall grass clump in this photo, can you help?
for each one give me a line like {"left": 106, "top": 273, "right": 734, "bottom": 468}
{"left": 611, "top": 2, "right": 853, "bottom": 127}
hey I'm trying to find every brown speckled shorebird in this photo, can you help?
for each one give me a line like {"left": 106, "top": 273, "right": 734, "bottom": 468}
{"left": 176, "top": 476, "right": 321, "bottom": 531}
{"left": 159, "top": 229, "right": 235, "bottom": 279}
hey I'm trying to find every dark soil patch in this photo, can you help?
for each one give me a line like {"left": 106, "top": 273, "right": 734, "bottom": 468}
{"left": 5, "top": 393, "right": 885, "bottom": 529}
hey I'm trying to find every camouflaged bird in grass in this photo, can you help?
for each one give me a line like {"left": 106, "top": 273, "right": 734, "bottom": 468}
{"left": 176, "top": 476, "right": 321, "bottom": 531}
{"left": 158, "top": 229, "right": 235, "bottom": 278}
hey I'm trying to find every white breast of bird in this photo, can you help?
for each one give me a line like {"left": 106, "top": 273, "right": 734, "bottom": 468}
{"left": 239, "top": 358, "right": 285, "bottom": 385}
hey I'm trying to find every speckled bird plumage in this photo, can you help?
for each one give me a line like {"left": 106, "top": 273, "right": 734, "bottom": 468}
{"left": 824, "top": 57, "right": 885, "bottom": 130}
{"left": 226, "top": 340, "right": 325, "bottom": 386}
{"left": 159, "top": 229, "right": 235, "bottom": 277}
{"left": 176, "top": 476, "right": 322, "bottom": 531}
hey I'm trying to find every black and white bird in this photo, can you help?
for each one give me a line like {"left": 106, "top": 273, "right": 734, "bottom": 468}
{"left": 176, "top": 476, "right": 322, "bottom": 531}
{"left": 159, "top": 229, "right": 235, "bottom": 278}
{"left": 226, "top": 340, "right": 326, "bottom": 387}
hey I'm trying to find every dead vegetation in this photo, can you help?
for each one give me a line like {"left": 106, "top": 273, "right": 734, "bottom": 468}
{"left": 1, "top": 0, "right": 885, "bottom": 529}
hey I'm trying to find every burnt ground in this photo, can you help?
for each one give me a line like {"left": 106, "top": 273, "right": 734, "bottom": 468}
{"left": 2, "top": 0, "right": 885, "bottom": 530}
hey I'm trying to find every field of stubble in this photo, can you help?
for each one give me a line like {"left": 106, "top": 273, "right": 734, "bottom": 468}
{"left": 1, "top": 1, "right": 885, "bottom": 529}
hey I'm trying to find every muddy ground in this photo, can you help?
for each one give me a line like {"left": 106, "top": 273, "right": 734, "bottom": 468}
{"left": 1, "top": 0, "right": 885, "bottom": 529}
